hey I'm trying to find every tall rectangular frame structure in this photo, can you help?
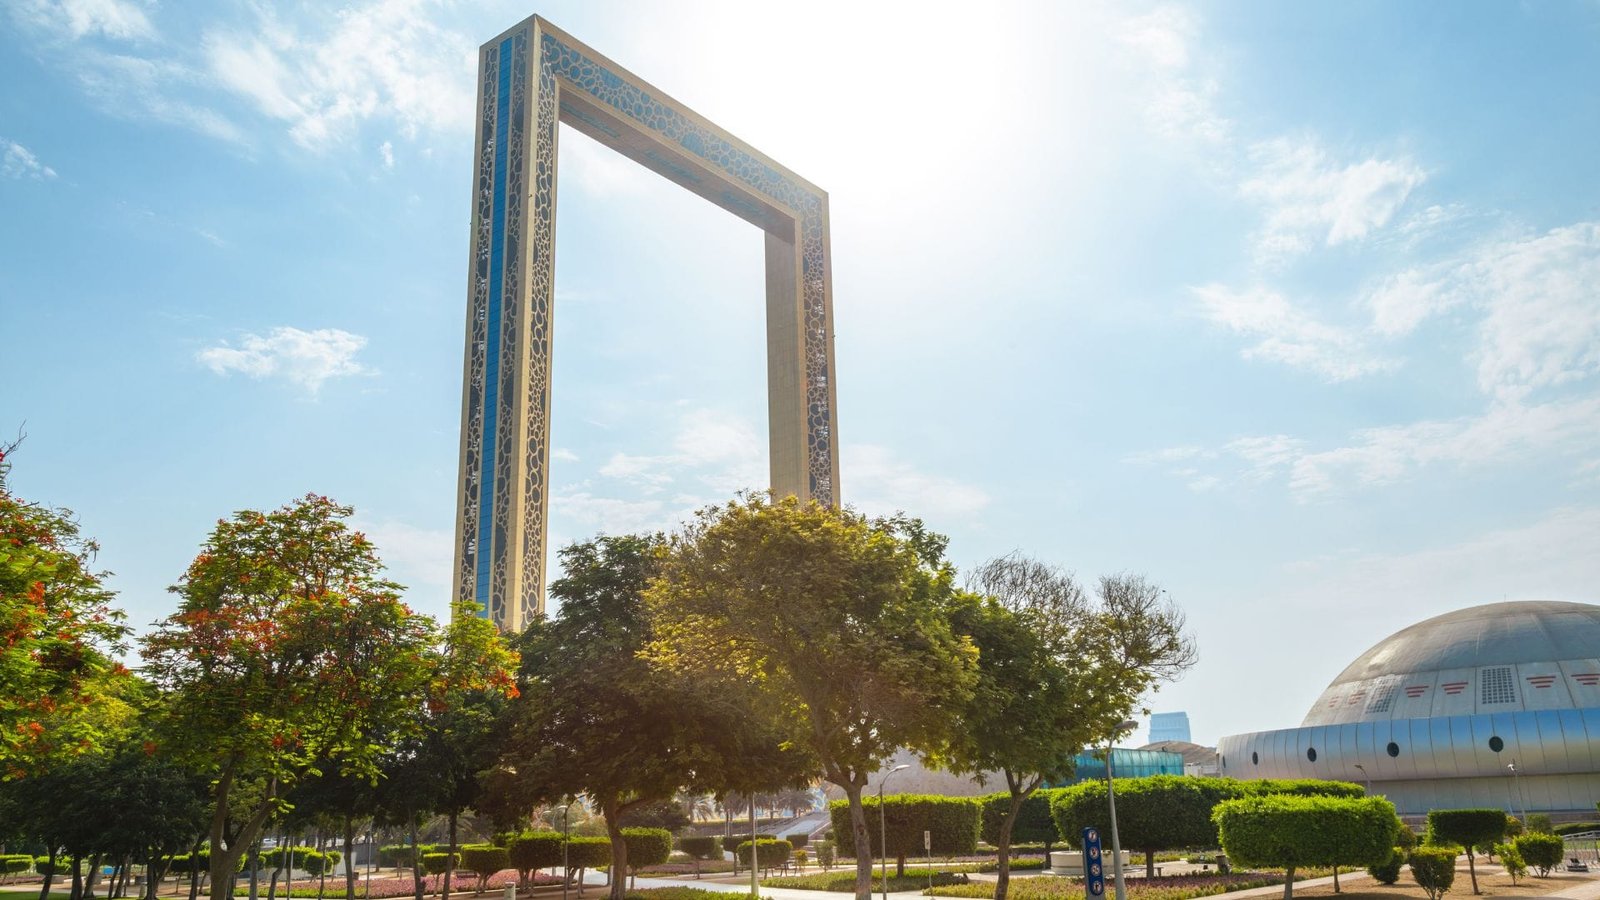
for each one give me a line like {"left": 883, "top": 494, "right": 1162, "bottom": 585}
{"left": 453, "top": 15, "right": 840, "bottom": 631}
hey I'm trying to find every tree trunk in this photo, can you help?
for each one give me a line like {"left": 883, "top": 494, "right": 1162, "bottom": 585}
{"left": 1466, "top": 849, "right": 1479, "bottom": 894}
{"left": 70, "top": 856, "right": 83, "bottom": 900}
{"left": 896, "top": 854, "right": 905, "bottom": 878}
{"left": 85, "top": 853, "right": 103, "bottom": 900}
{"left": 1145, "top": 849, "right": 1156, "bottom": 879}
{"left": 38, "top": 849, "right": 57, "bottom": 900}
{"left": 602, "top": 806, "right": 629, "bottom": 900}
{"left": 845, "top": 784, "right": 873, "bottom": 900}
{"left": 343, "top": 817, "right": 357, "bottom": 900}
{"left": 443, "top": 812, "right": 457, "bottom": 900}
{"left": 408, "top": 821, "right": 423, "bottom": 900}
{"left": 993, "top": 792, "right": 1023, "bottom": 900}
{"left": 1282, "top": 864, "right": 1295, "bottom": 900}
{"left": 1332, "top": 863, "right": 1340, "bottom": 893}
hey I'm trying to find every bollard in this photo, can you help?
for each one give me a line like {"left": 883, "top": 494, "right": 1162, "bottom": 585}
{"left": 504, "top": 883, "right": 517, "bottom": 900}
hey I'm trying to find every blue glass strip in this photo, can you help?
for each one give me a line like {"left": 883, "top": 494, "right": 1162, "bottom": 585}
{"left": 474, "top": 37, "right": 513, "bottom": 616}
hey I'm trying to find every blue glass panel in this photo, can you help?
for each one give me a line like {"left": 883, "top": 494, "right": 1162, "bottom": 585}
{"left": 474, "top": 36, "right": 514, "bottom": 618}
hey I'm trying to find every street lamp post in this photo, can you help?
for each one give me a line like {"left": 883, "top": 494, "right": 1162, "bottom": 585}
{"left": 1106, "top": 720, "right": 1139, "bottom": 900}
{"left": 1507, "top": 762, "right": 1528, "bottom": 822}
{"left": 880, "top": 764, "right": 910, "bottom": 900}
{"left": 560, "top": 802, "right": 573, "bottom": 900}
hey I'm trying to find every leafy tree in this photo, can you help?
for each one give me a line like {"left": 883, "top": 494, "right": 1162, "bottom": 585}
{"left": 496, "top": 535, "right": 784, "bottom": 900}
{"left": 458, "top": 845, "right": 508, "bottom": 892}
{"left": 645, "top": 496, "right": 980, "bottom": 900}
{"left": 937, "top": 558, "right": 1196, "bottom": 900}
{"left": 620, "top": 829, "right": 671, "bottom": 886}
{"left": 1524, "top": 813, "right": 1554, "bottom": 834}
{"left": 1052, "top": 776, "right": 1237, "bottom": 878}
{"left": 1367, "top": 845, "right": 1403, "bottom": 884}
{"left": 1408, "top": 845, "right": 1459, "bottom": 900}
{"left": 1513, "top": 832, "right": 1563, "bottom": 876}
{"left": 0, "top": 442, "right": 131, "bottom": 777}
{"left": 1426, "top": 809, "right": 1506, "bottom": 894}
{"left": 1494, "top": 843, "right": 1526, "bottom": 884}
{"left": 675, "top": 837, "right": 717, "bottom": 879}
{"left": 140, "top": 495, "right": 438, "bottom": 900}
{"left": 1213, "top": 794, "right": 1398, "bottom": 900}
{"left": 980, "top": 791, "right": 1059, "bottom": 854}
{"left": 827, "top": 795, "right": 980, "bottom": 875}
{"left": 736, "top": 839, "right": 792, "bottom": 874}
{"left": 506, "top": 833, "right": 562, "bottom": 886}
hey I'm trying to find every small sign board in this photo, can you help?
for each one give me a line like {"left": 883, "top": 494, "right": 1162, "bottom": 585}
{"left": 1081, "top": 827, "right": 1105, "bottom": 899}
{"left": 924, "top": 830, "right": 931, "bottom": 851}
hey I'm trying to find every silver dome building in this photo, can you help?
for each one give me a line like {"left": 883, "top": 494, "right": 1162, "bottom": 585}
{"left": 1217, "top": 601, "right": 1600, "bottom": 815}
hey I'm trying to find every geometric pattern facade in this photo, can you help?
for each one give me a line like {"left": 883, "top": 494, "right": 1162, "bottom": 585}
{"left": 453, "top": 16, "right": 839, "bottom": 631}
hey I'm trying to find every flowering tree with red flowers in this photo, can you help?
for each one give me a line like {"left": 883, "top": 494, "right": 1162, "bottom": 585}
{"left": 141, "top": 494, "right": 437, "bottom": 900}
{"left": 0, "top": 439, "right": 130, "bottom": 778}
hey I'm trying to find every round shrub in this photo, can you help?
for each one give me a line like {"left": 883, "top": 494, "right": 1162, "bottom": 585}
{"left": 459, "top": 845, "right": 510, "bottom": 886}
{"left": 379, "top": 845, "right": 423, "bottom": 868}
{"left": 1494, "top": 843, "right": 1526, "bottom": 884}
{"left": 721, "top": 834, "right": 757, "bottom": 857}
{"left": 621, "top": 828, "right": 672, "bottom": 870}
{"left": 1408, "top": 845, "right": 1459, "bottom": 900}
{"left": 1514, "top": 832, "right": 1563, "bottom": 876}
{"left": 1367, "top": 846, "right": 1404, "bottom": 884}
{"left": 828, "top": 794, "right": 980, "bottom": 869}
{"left": 1213, "top": 794, "right": 1398, "bottom": 900}
{"left": 815, "top": 840, "right": 835, "bottom": 870}
{"left": 1427, "top": 808, "right": 1507, "bottom": 894}
{"left": 298, "top": 850, "right": 333, "bottom": 877}
{"left": 785, "top": 832, "right": 809, "bottom": 849}
{"left": 564, "top": 837, "right": 611, "bottom": 871}
{"left": 676, "top": 837, "right": 717, "bottom": 860}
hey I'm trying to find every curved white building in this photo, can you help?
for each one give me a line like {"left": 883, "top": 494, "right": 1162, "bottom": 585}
{"left": 1218, "top": 601, "right": 1600, "bottom": 815}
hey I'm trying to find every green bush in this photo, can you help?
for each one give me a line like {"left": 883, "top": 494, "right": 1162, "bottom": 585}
{"left": 1, "top": 855, "right": 33, "bottom": 877}
{"left": 1494, "top": 843, "right": 1525, "bottom": 884}
{"left": 1054, "top": 776, "right": 1242, "bottom": 878}
{"left": 1367, "top": 846, "right": 1404, "bottom": 884}
{"left": 623, "top": 829, "right": 673, "bottom": 871}
{"left": 793, "top": 850, "right": 808, "bottom": 868}
{"left": 980, "top": 791, "right": 1060, "bottom": 852}
{"left": 785, "top": 832, "right": 809, "bottom": 849}
{"left": 300, "top": 850, "right": 337, "bottom": 877}
{"left": 421, "top": 853, "right": 458, "bottom": 876}
{"left": 1244, "top": 779, "right": 1366, "bottom": 799}
{"left": 829, "top": 794, "right": 980, "bottom": 874}
{"left": 1513, "top": 832, "right": 1563, "bottom": 876}
{"left": 1427, "top": 808, "right": 1506, "bottom": 893}
{"left": 565, "top": 837, "right": 612, "bottom": 872}
{"left": 1555, "top": 821, "right": 1600, "bottom": 835}
{"left": 735, "top": 839, "right": 792, "bottom": 872}
{"left": 460, "top": 845, "right": 510, "bottom": 887}
{"left": 378, "top": 845, "right": 428, "bottom": 868}
{"left": 1213, "top": 794, "right": 1398, "bottom": 900}
{"left": 720, "top": 835, "right": 756, "bottom": 857}
{"left": 676, "top": 837, "right": 717, "bottom": 860}
{"left": 1525, "top": 813, "right": 1554, "bottom": 834}
{"left": 815, "top": 840, "right": 835, "bottom": 870}
{"left": 507, "top": 833, "right": 562, "bottom": 882}
{"left": 1408, "top": 845, "right": 1459, "bottom": 900}
{"left": 1396, "top": 823, "right": 1420, "bottom": 850}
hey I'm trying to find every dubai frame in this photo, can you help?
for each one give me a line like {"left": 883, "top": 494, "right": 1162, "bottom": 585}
{"left": 452, "top": 16, "right": 840, "bottom": 631}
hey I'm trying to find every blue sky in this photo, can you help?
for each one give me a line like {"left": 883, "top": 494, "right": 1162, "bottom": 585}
{"left": 4, "top": 0, "right": 1600, "bottom": 746}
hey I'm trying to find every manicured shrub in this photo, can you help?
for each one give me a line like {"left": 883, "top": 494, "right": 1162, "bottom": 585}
{"left": 675, "top": 837, "right": 717, "bottom": 860}
{"left": 379, "top": 845, "right": 425, "bottom": 868}
{"left": 981, "top": 790, "right": 1061, "bottom": 854}
{"left": 793, "top": 850, "right": 808, "bottom": 869}
{"left": 622, "top": 828, "right": 672, "bottom": 883}
{"left": 720, "top": 835, "right": 757, "bottom": 857}
{"left": 1367, "top": 846, "right": 1404, "bottom": 884}
{"left": 564, "top": 837, "right": 611, "bottom": 874}
{"left": 1427, "top": 808, "right": 1506, "bottom": 894}
{"left": 459, "top": 845, "right": 510, "bottom": 889}
{"left": 1397, "top": 823, "right": 1420, "bottom": 850}
{"left": 1054, "top": 776, "right": 1242, "bottom": 878}
{"left": 1554, "top": 821, "right": 1600, "bottom": 836}
{"left": 735, "top": 839, "right": 791, "bottom": 873}
{"left": 421, "top": 853, "right": 458, "bottom": 877}
{"left": 1514, "top": 832, "right": 1563, "bottom": 876}
{"left": 815, "top": 840, "right": 835, "bottom": 871}
{"left": 507, "top": 833, "right": 563, "bottom": 884}
{"left": 1409, "top": 845, "right": 1459, "bottom": 900}
{"left": 829, "top": 794, "right": 980, "bottom": 875}
{"left": 785, "top": 832, "right": 809, "bottom": 849}
{"left": 1525, "top": 813, "right": 1554, "bottom": 834}
{"left": 1, "top": 855, "right": 32, "bottom": 878}
{"left": 1213, "top": 794, "right": 1399, "bottom": 900}
{"left": 1494, "top": 843, "right": 1525, "bottom": 884}
{"left": 1244, "top": 779, "right": 1366, "bottom": 799}
{"left": 299, "top": 850, "right": 336, "bottom": 877}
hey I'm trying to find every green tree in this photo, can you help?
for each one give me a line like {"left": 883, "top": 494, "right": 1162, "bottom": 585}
{"left": 496, "top": 535, "right": 783, "bottom": 900}
{"left": 1213, "top": 794, "right": 1398, "bottom": 900}
{"left": 1426, "top": 809, "right": 1506, "bottom": 894}
{"left": 938, "top": 558, "right": 1196, "bottom": 900}
{"left": 0, "top": 442, "right": 131, "bottom": 777}
{"left": 1408, "top": 846, "right": 1459, "bottom": 900}
{"left": 979, "top": 791, "right": 1059, "bottom": 854}
{"left": 1513, "top": 832, "right": 1563, "bottom": 876}
{"left": 1494, "top": 843, "right": 1526, "bottom": 884}
{"left": 827, "top": 795, "right": 980, "bottom": 875}
{"left": 140, "top": 495, "right": 438, "bottom": 900}
{"left": 1052, "top": 776, "right": 1239, "bottom": 879}
{"left": 645, "top": 496, "right": 980, "bottom": 900}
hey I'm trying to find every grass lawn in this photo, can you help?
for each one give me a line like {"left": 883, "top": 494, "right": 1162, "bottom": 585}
{"left": 763, "top": 869, "right": 972, "bottom": 893}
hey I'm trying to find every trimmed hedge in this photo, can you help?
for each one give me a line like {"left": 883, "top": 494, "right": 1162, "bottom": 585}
{"left": 676, "top": 837, "right": 717, "bottom": 860}
{"left": 1213, "top": 794, "right": 1398, "bottom": 900}
{"left": 981, "top": 791, "right": 1060, "bottom": 851}
{"left": 623, "top": 829, "right": 673, "bottom": 871}
{"left": 828, "top": 795, "right": 980, "bottom": 873}
{"left": 720, "top": 835, "right": 759, "bottom": 856}
{"left": 1514, "top": 832, "right": 1563, "bottom": 876}
{"left": 460, "top": 845, "right": 510, "bottom": 886}
{"left": 1427, "top": 808, "right": 1506, "bottom": 894}
{"left": 1367, "top": 846, "right": 1403, "bottom": 884}
{"left": 1409, "top": 845, "right": 1459, "bottom": 900}
{"left": 33, "top": 857, "right": 58, "bottom": 877}
{"left": 565, "top": 837, "right": 612, "bottom": 871}
{"left": 785, "top": 833, "right": 809, "bottom": 849}
{"left": 1, "top": 855, "right": 33, "bottom": 877}
{"left": 734, "top": 839, "right": 792, "bottom": 872}
{"left": 507, "top": 833, "right": 563, "bottom": 882}
{"left": 421, "top": 853, "right": 458, "bottom": 876}
{"left": 378, "top": 845, "right": 434, "bottom": 868}
{"left": 1555, "top": 821, "right": 1600, "bottom": 836}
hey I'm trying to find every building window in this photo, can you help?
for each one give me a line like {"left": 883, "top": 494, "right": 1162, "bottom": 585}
{"left": 1386, "top": 742, "right": 1400, "bottom": 758}
{"left": 1488, "top": 735, "right": 1504, "bottom": 753}
{"left": 1252, "top": 752, "right": 1259, "bottom": 765}
{"left": 1480, "top": 666, "right": 1517, "bottom": 705}
{"left": 1307, "top": 747, "right": 1318, "bottom": 762}
{"left": 1365, "top": 678, "right": 1400, "bottom": 714}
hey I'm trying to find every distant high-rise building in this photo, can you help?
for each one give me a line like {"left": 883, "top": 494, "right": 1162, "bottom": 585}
{"left": 1149, "top": 711, "right": 1192, "bottom": 744}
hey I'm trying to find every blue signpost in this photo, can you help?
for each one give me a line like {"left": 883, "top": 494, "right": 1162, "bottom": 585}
{"left": 1082, "top": 827, "right": 1106, "bottom": 899}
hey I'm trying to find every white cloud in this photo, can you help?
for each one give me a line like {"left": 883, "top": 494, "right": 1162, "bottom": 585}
{"left": 551, "top": 448, "right": 580, "bottom": 463}
{"left": 842, "top": 444, "right": 990, "bottom": 519}
{"left": 379, "top": 140, "right": 394, "bottom": 169}
{"left": 13, "top": 0, "right": 155, "bottom": 41}
{"left": 197, "top": 326, "right": 372, "bottom": 394}
{"left": 201, "top": 0, "right": 475, "bottom": 149}
{"left": 1117, "top": 5, "right": 1230, "bottom": 145}
{"left": 1, "top": 140, "right": 57, "bottom": 180}
{"left": 552, "top": 492, "right": 671, "bottom": 536}
{"left": 75, "top": 51, "right": 246, "bottom": 144}
{"left": 1192, "top": 283, "right": 1396, "bottom": 381}
{"left": 355, "top": 517, "right": 452, "bottom": 598}
{"left": 1241, "top": 137, "right": 1426, "bottom": 263}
